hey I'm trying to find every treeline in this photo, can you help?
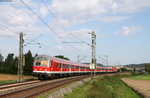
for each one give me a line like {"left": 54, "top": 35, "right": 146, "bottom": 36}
{"left": 145, "top": 64, "right": 150, "bottom": 73}
{"left": 0, "top": 50, "right": 36, "bottom": 75}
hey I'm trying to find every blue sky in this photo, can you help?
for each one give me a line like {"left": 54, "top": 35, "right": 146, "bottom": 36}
{"left": 0, "top": 0, "right": 150, "bottom": 65}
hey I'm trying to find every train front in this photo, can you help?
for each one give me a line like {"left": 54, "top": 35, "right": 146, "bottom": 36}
{"left": 33, "top": 55, "right": 51, "bottom": 79}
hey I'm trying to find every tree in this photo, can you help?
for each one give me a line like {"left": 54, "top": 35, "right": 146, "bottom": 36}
{"left": 120, "top": 68, "right": 128, "bottom": 72}
{"left": 55, "top": 55, "right": 70, "bottom": 61}
{"left": 4, "top": 53, "right": 14, "bottom": 66}
{"left": 2, "top": 53, "right": 17, "bottom": 74}
{"left": 0, "top": 53, "right": 3, "bottom": 65}
{"left": 145, "top": 64, "right": 150, "bottom": 73}
{"left": 24, "top": 50, "right": 33, "bottom": 75}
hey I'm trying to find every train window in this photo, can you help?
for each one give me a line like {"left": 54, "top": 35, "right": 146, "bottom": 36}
{"left": 62, "top": 64, "right": 64, "bottom": 68}
{"left": 63, "top": 64, "right": 68, "bottom": 68}
{"left": 71, "top": 65, "right": 74, "bottom": 69}
{"left": 36, "top": 62, "right": 41, "bottom": 66}
{"left": 66, "top": 64, "right": 68, "bottom": 68}
{"left": 60, "top": 64, "right": 62, "bottom": 68}
{"left": 81, "top": 67, "right": 83, "bottom": 69}
{"left": 63, "top": 64, "right": 66, "bottom": 68}
{"left": 76, "top": 66, "right": 79, "bottom": 69}
{"left": 35, "top": 57, "right": 48, "bottom": 61}
{"left": 56, "top": 63, "right": 59, "bottom": 68}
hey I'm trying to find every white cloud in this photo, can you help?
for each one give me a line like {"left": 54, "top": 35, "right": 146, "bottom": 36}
{"left": 116, "top": 26, "right": 141, "bottom": 36}
{"left": 0, "top": 3, "right": 47, "bottom": 39}
{"left": 58, "top": 29, "right": 95, "bottom": 41}
{"left": 99, "top": 16, "right": 132, "bottom": 22}
{"left": 39, "top": 6, "right": 49, "bottom": 17}
{"left": 54, "top": 45, "right": 65, "bottom": 50}
{"left": 51, "top": 0, "right": 150, "bottom": 25}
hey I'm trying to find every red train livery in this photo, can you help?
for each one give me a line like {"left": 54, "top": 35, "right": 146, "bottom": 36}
{"left": 33, "top": 55, "right": 118, "bottom": 79}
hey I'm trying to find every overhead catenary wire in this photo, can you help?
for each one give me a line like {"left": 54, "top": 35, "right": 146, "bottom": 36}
{"left": 0, "top": 23, "right": 77, "bottom": 59}
{"left": 41, "top": 0, "right": 90, "bottom": 47}
{"left": 20, "top": 0, "right": 64, "bottom": 42}
{"left": 28, "top": 41, "right": 77, "bottom": 59}
{"left": 0, "top": 0, "right": 91, "bottom": 62}
{"left": 24, "top": 34, "right": 44, "bottom": 47}
{"left": 0, "top": 23, "right": 75, "bottom": 58}
{"left": 20, "top": 0, "right": 80, "bottom": 52}
{"left": 0, "top": 24, "right": 19, "bottom": 34}
{"left": 40, "top": 0, "right": 67, "bottom": 32}
{"left": 23, "top": 34, "right": 78, "bottom": 59}
{"left": 69, "top": 33, "right": 91, "bottom": 47}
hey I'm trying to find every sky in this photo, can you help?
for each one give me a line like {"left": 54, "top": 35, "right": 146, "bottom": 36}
{"left": 0, "top": 0, "right": 150, "bottom": 65}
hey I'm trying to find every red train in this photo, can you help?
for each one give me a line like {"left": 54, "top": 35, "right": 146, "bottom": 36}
{"left": 33, "top": 55, "right": 118, "bottom": 80}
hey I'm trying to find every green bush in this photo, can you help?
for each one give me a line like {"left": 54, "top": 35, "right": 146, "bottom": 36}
{"left": 145, "top": 64, "right": 150, "bottom": 73}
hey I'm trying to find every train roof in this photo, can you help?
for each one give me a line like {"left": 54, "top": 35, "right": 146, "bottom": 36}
{"left": 35, "top": 55, "right": 89, "bottom": 66}
{"left": 35, "top": 55, "right": 114, "bottom": 69}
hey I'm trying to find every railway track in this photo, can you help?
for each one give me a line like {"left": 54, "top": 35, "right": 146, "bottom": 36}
{"left": 0, "top": 75, "right": 89, "bottom": 98}
{"left": 0, "top": 80, "right": 40, "bottom": 89}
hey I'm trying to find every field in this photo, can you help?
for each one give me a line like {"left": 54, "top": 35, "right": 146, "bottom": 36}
{"left": 0, "top": 73, "right": 37, "bottom": 84}
{"left": 64, "top": 75, "right": 140, "bottom": 98}
{"left": 129, "top": 74, "right": 150, "bottom": 80}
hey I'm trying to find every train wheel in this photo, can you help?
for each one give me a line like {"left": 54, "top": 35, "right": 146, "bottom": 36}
{"left": 38, "top": 74, "right": 44, "bottom": 80}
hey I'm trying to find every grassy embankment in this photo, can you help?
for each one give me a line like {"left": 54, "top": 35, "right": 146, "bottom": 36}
{"left": 0, "top": 80, "right": 17, "bottom": 84}
{"left": 129, "top": 74, "right": 150, "bottom": 80}
{"left": 64, "top": 74, "right": 140, "bottom": 98}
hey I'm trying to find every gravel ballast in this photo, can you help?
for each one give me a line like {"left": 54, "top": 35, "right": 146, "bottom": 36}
{"left": 48, "top": 77, "right": 90, "bottom": 98}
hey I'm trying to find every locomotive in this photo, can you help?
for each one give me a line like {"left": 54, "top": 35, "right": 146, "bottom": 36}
{"left": 33, "top": 55, "right": 118, "bottom": 80}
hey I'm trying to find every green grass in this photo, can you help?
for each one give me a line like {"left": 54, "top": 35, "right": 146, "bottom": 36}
{"left": 64, "top": 75, "right": 140, "bottom": 98}
{"left": 0, "top": 78, "right": 36, "bottom": 84}
{"left": 63, "top": 79, "right": 91, "bottom": 98}
{"left": 129, "top": 74, "right": 150, "bottom": 80}
{"left": 0, "top": 80, "right": 17, "bottom": 84}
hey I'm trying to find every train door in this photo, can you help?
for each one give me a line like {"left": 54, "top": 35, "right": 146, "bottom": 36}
{"left": 56, "top": 62, "right": 60, "bottom": 71}
{"left": 53, "top": 62, "right": 60, "bottom": 71}
{"left": 50, "top": 60, "right": 54, "bottom": 71}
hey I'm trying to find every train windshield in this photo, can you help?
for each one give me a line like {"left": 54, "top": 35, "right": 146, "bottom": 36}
{"left": 34, "top": 57, "right": 49, "bottom": 67}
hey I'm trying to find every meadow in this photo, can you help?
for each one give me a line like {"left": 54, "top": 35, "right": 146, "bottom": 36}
{"left": 64, "top": 74, "right": 140, "bottom": 98}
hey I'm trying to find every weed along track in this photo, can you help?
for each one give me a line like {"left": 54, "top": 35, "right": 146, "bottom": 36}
{"left": 0, "top": 75, "right": 89, "bottom": 98}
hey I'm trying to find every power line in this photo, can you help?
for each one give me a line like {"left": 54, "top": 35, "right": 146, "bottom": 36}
{"left": 32, "top": 42, "right": 77, "bottom": 59}
{"left": 41, "top": 0, "right": 90, "bottom": 48}
{"left": 0, "top": 23, "right": 77, "bottom": 59}
{"left": 20, "top": 0, "right": 80, "bottom": 52}
{"left": 24, "top": 35, "right": 78, "bottom": 59}
{"left": 40, "top": 0, "right": 83, "bottom": 52}
{"left": 5, "top": 0, "right": 90, "bottom": 61}
{"left": 24, "top": 34, "right": 44, "bottom": 47}
{"left": 20, "top": 0, "right": 64, "bottom": 41}
{"left": 0, "top": 24, "right": 19, "bottom": 34}
{"left": 41, "top": 0, "right": 67, "bottom": 32}
{"left": 69, "top": 33, "right": 91, "bottom": 46}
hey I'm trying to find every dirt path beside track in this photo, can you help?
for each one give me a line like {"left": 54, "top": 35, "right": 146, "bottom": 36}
{"left": 122, "top": 78, "right": 150, "bottom": 98}
{"left": 0, "top": 74, "right": 36, "bottom": 81}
